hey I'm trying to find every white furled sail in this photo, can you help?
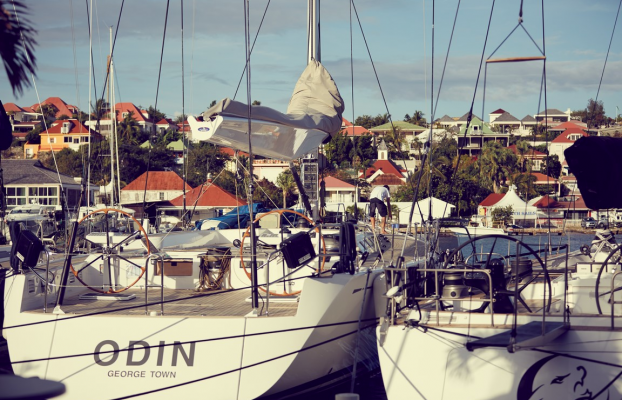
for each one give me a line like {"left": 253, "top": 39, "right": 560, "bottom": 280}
{"left": 188, "top": 59, "right": 344, "bottom": 161}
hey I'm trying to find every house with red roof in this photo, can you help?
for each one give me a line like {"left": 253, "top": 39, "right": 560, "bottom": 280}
{"left": 23, "top": 119, "right": 102, "bottom": 159}
{"left": 549, "top": 127, "right": 589, "bottom": 163}
{"left": 85, "top": 102, "right": 153, "bottom": 137}
{"left": 156, "top": 118, "right": 179, "bottom": 134}
{"left": 31, "top": 97, "right": 79, "bottom": 120}
{"left": 3, "top": 102, "right": 40, "bottom": 124}
{"left": 323, "top": 176, "right": 357, "bottom": 204}
{"left": 549, "top": 120, "right": 587, "bottom": 133}
{"left": 359, "top": 140, "right": 408, "bottom": 187}
{"left": 341, "top": 118, "right": 374, "bottom": 138}
{"left": 120, "top": 171, "right": 191, "bottom": 206}
{"left": 169, "top": 180, "right": 246, "bottom": 208}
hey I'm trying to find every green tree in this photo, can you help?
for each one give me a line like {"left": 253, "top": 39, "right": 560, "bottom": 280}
{"left": 541, "top": 154, "right": 562, "bottom": 179}
{"left": 276, "top": 169, "right": 297, "bottom": 208}
{"left": 349, "top": 134, "right": 375, "bottom": 170}
{"left": 38, "top": 103, "right": 56, "bottom": 122}
{"left": 40, "top": 147, "right": 83, "bottom": 177}
{"left": 117, "top": 111, "right": 143, "bottom": 145}
{"left": 404, "top": 110, "right": 427, "bottom": 127}
{"left": 491, "top": 205, "right": 513, "bottom": 226}
{"left": 515, "top": 140, "right": 530, "bottom": 172}
{"left": 354, "top": 113, "right": 390, "bottom": 130}
{"left": 25, "top": 125, "right": 41, "bottom": 144}
{"left": 185, "top": 142, "right": 228, "bottom": 187}
{"left": 384, "top": 127, "right": 407, "bottom": 160}
{"left": 174, "top": 114, "right": 188, "bottom": 124}
{"left": 513, "top": 173, "right": 537, "bottom": 200}
{"left": 477, "top": 141, "right": 517, "bottom": 193}
{"left": 324, "top": 131, "right": 353, "bottom": 167}
{"left": 146, "top": 106, "right": 166, "bottom": 122}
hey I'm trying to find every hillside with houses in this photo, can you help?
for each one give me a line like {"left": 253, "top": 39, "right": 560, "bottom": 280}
{"left": 3, "top": 97, "right": 620, "bottom": 229}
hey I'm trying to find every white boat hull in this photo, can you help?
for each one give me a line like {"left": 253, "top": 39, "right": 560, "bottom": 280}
{"left": 4, "top": 270, "right": 380, "bottom": 400}
{"left": 377, "top": 317, "right": 622, "bottom": 400}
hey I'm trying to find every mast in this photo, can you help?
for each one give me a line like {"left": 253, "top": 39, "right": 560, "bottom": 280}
{"left": 108, "top": 26, "right": 116, "bottom": 206}
{"left": 302, "top": 0, "right": 321, "bottom": 222}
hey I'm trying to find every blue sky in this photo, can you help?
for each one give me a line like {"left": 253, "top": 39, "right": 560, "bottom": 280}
{"left": 2, "top": 0, "right": 622, "bottom": 125}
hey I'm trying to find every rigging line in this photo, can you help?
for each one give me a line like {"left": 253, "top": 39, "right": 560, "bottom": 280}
{"left": 586, "top": 0, "right": 622, "bottom": 130}
{"left": 406, "top": 0, "right": 463, "bottom": 233}
{"left": 349, "top": 0, "right": 394, "bottom": 141}
{"left": 10, "top": 1, "right": 69, "bottom": 213}
{"left": 426, "top": 0, "right": 434, "bottom": 219}
{"left": 14, "top": 318, "right": 379, "bottom": 365}
{"left": 109, "top": 325, "right": 376, "bottom": 400}
{"left": 190, "top": 0, "right": 196, "bottom": 115}
{"left": 350, "top": 0, "right": 354, "bottom": 139}
{"left": 95, "top": 0, "right": 125, "bottom": 129}
{"left": 432, "top": 0, "right": 496, "bottom": 223}
{"left": 232, "top": 0, "right": 272, "bottom": 101}
{"left": 181, "top": 0, "right": 187, "bottom": 227}
{"left": 68, "top": 0, "right": 81, "bottom": 125}
{"left": 141, "top": 0, "right": 170, "bottom": 219}
{"left": 350, "top": 0, "right": 422, "bottom": 230}
{"left": 85, "top": 0, "right": 95, "bottom": 209}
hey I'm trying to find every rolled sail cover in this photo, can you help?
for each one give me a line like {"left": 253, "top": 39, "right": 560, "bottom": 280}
{"left": 202, "top": 59, "right": 344, "bottom": 137}
{"left": 564, "top": 136, "right": 622, "bottom": 209}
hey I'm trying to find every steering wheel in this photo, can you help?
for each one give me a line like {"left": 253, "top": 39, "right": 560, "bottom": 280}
{"left": 70, "top": 208, "right": 150, "bottom": 294}
{"left": 443, "top": 234, "right": 551, "bottom": 313}
{"left": 239, "top": 209, "right": 326, "bottom": 296}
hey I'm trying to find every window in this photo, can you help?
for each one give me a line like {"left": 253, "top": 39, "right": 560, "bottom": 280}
{"left": 74, "top": 138, "right": 79, "bottom": 144}
{"left": 159, "top": 192, "right": 165, "bottom": 200}
{"left": 49, "top": 138, "right": 56, "bottom": 144}
{"left": 6, "top": 187, "right": 26, "bottom": 206}
{"left": 64, "top": 137, "right": 71, "bottom": 143}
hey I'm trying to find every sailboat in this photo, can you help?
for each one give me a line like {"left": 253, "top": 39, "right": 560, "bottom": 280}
{"left": 372, "top": 2, "right": 622, "bottom": 399}
{"left": 1, "top": 2, "right": 386, "bottom": 399}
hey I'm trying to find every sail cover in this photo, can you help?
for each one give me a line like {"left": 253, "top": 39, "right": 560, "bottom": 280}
{"left": 565, "top": 136, "right": 622, "bottom": 209}
{"left": 188, "top": 60, "right": 344, "bottom": 160}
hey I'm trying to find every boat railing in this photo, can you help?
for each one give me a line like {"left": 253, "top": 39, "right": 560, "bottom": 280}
{"left": 385, "top": 264, "right": 495, "bottom": 327}
{"left": 145, "top": 253, "right": 165, "bottom": 316}
{"left": 611, "top": 269, "right": 622, "bottom": 329}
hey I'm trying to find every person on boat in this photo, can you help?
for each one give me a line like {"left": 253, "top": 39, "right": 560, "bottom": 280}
{"left": 369, "top": 185, "right": 392, "bottom": 234}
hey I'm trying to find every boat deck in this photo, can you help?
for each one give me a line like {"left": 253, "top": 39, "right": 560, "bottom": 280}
{"left": 27, "top": 287, "right": 299, "bottom": 318}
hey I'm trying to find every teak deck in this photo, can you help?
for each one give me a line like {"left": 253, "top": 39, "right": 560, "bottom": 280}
{"left": 28, "top": 288, "right": 299, "bottom": 318}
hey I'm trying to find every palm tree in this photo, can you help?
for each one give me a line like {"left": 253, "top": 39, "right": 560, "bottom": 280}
{"left": 384, "top": 127, "right": 406, "bottom": 159}
{"left": 38, "top": 104, "right": 56, "bottom": 122}
{"left": 117, "top": 111, "right": 141, "bottom": 145}
{"left": 515, "top": 140, "right": 530, "bottom": 172}
{"left": 0, "top": 0, "right": 37, "bottom": 96}
{"left": 276, "top": 169, "right": 296, "bottom": 208}
{"left": 477, "top": 141, "right": 517, "bottom": 193}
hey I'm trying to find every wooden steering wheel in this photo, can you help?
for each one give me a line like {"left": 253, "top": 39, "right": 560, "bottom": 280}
{"left": 239, "top": 209, "right": 326, "bottom": 296}
{"left": 70, "top": 208, "right": 150, "bottom": 294}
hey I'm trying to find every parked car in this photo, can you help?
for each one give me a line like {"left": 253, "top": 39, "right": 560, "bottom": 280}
{"left": 581, "top": 217, "right": 596, "bottom": 229}
{"left": 597, "top": 216, "right": 610, "bottom": 229}
{"left": 504, "top": 224, "right": 523, "bottom": 235}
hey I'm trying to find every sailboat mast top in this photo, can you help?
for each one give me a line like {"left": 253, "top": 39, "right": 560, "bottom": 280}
{"left": 307, "top": 0, "right": 320, "bottom": 63}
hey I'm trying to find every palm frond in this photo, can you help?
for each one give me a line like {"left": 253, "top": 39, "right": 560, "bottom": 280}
{"left": 0, "top": 0, "right": 37, "bottom": 96}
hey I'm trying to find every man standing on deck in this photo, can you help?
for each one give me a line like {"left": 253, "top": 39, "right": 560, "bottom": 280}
{"left": 369, "top": 185, "right": 392, "bottom": 234}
